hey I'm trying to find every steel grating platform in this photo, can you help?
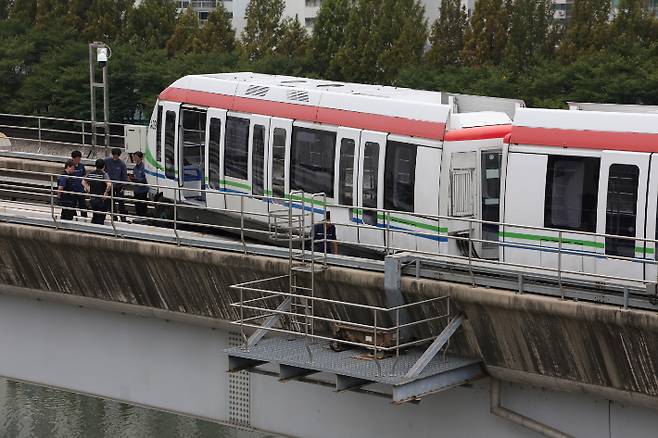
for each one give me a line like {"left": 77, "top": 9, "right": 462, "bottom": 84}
{"left": 226, "top": 337, "right": 484, "bottom": 403}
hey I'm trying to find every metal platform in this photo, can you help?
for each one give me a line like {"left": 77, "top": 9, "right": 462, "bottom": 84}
{"left": 227, "top": 337, "right": 483, "bottom": 403}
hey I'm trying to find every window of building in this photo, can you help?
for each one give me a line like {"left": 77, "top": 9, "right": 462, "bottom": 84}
{"left": 290, "top": 127, "right": 336, "bottom": 196}
{"left": 156, "top": 105, "right": 163, "bottom": 162}
{"left": 384, "top": 141, "right": 416, "bottom": 212}
{"left": 339, "top": 139, "right": 355, "bottom": 206}
{"left": 208, "top": 118, "right": 221, "bottom": 190}
{"left": 252, "top": 125, "right": 265, "bottom": 195}
{"left": 362, "top": 142, "right": 379, "bottom": 226}
{"left": 224, "top": 116, "right": 250, "bottom": 180}
{"left": 164, "top": 110, "right": 176, "bottom": 180}
{"left": 272, "top": 128, "right": 286, "bottom": 197}
{"left": 544, "top": 155, "right": 600, "bottom": 232}
{"left": 606, "top": 164, "right": 639, "bottom": 258}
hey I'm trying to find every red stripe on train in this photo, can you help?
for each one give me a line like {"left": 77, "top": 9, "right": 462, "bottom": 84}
{"left": 159, "top": 87, "right": 446, "bottom": 140}
{"left": 443, "top": 124, "right": 511, "bottom": 141}
{"left": 510, "top": 126, "right": 658, "bottom": 152}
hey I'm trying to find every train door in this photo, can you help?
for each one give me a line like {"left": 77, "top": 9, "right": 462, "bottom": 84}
{"left": 334, "top": 127, "right": 360, "bottom": 245}
{"left": 645, "top": 153, "right": 658, "bottom": 284}
{"left": 160, "top": 101, "right": 180, "bottom": 199}
{"left": 479, "top": 149, "right": 503, "bottom": 259}
{"left": 357, "top": 131, "right": 387, "bottom": 251}
{"left": 247, "top": 114, "right": 271, "bottom": 221}
{"left": 595, "top": 151, "right": 649, "bottom": 282}
{"left": 447, "top": 151, "right": 478, "bottom": 257}
{"left": 268, "top": 118, "right": 292, "bottom": 202}
{"left": 223, "top": 112, "right": 252, "bottom": 215}
{"left": 205, "top": 108, "right": 226, "bottom": 210}
{"left": 179, "top": 106, "right": 207, "bottom": 203}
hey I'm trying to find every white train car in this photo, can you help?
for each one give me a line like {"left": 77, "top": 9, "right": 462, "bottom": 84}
{"left": 503, "top": 107, "right": 658, "bottom": 283}
{"left": 144, "top": 72, "right": 518, "bottom": 257}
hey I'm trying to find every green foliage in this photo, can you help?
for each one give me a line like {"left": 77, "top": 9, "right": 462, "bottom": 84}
{"left": 82, "top": 0, "right": 132, "bottom": 42}
{"left": 125, "top": 0, "right": 177, "bottom": 50}
{"left": 197, "top": 4, "right": 236, "bottom": 54}
{"left": 240, "top": 0, "right": 285, "bottom": 61}
{"left": 426, "top": 0, "right": 468, "bottom": 67}
{"left": 308, "top": 0, "right": 351, "bottom": 79}
{"left": 559, "top": 0, "right": 610, "bottom": 60}
{"left": 461, "top": 0, "right": 509, "bottom": 66}
{"left": 504, "top": 0, "right": 556, "bottom": 70}
{"left": 277, "top": 15, "right": 309, "bottom": 59}
{"left": 335, "top": 0, "right": 426, "bottom": 83}
{"left": 166, "top": 6, "right": 201, "bottom": 56}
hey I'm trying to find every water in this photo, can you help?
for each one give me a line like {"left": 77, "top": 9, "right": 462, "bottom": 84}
{"left": 0, "top": 378, "right": 276, "bottom": 438}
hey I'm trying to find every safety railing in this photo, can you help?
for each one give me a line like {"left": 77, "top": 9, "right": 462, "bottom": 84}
{"left": 0, "top": 113, "right": 126, "bottom": 152}
{"left": 0, "top": 166, "right": 657, "bottom": 309}
{"left": 230, "top": 274, "right": 451, "bottom": 373}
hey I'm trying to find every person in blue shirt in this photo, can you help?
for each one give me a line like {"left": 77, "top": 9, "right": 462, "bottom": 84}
{"left": 83, "top": 159, "right": 112, "bottom": 225}
{"left": 104, "top": 148, "right": 128, "bottom": 222}
{"left": 57, "top": 159, "right": 77, "bottom": 221}
{"left": 70, "top": 150, "right": 87, "bottom": 218}
{"left": 312, "top": 211, "right": 338, "bottom": 254}
{"left": 130, "top": 151, "right": 149, "bottom": 216}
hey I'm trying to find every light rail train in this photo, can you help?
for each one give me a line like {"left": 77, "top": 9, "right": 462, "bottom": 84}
{"left": 144, "top": 72, "right": 658, "bottom": 287}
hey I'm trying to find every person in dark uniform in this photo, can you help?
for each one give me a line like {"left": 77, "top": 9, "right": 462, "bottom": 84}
{"left": 83, "top": 159, "right": 112, "bottom": 225}
{"left": 312, "top": 211, "right": 338, "bottom": 254}
{"left": 70, "top": 150, "right": 87, "bottom": 217}
{"left": 57, "top": 159, "right": 77, "bottom": 220}
{"left": 104, "top": 148, "right": 128, "bottom": 222}
{"left": 130, "top": 151, "right": 148, "bottom": 216}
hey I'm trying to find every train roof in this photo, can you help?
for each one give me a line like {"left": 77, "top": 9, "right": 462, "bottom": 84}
{"left": 159, "top": 72, "right": 514, "bottom": 141}
{"left": 510, "top": 108, "right": 658, "bottom": 153}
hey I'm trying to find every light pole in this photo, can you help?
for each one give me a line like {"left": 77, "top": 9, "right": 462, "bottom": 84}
{"left": 89, "top": 42, "right": 112, "bottom": 154}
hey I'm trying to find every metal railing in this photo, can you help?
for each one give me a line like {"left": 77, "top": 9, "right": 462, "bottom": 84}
{"left": 0, "top": 113, "right": 126, "bottom": 152}
{"left": 0, "top": 166, "right": 656, "bottom": 310}
{"left": 230, "top": 274, "right": 451, "bottom": 374}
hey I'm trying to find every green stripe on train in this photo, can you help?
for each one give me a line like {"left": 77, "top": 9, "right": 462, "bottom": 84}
{"left": 499, "top": 231, "right": 655, "bottom": 254}
{"left": 352, "top": 209, "right": 447, "bottom": 233}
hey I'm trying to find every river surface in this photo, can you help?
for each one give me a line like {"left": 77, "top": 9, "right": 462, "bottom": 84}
{"left": 0, "top": 378, "right": 277, "bottom": 438}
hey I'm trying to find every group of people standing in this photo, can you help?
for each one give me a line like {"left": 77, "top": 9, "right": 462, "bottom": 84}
{"left": 57, "top": 148, "right": 149, "bottom": 225}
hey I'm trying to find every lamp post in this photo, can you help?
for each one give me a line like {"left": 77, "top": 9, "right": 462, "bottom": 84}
{"left": 89, "top": 42, "right": 112, "bottom": 154}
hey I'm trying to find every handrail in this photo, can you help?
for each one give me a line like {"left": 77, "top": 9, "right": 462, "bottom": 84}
{"left": 0, "top": 165, "right": 657, "bottom": 305}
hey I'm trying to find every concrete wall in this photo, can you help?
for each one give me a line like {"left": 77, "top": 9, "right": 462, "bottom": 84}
{"left": 0, "top": 221, "right": 656, "bottom": 412}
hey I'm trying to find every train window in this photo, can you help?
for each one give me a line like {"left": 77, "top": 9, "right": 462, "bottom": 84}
{"left": 481, "top": 151, "right": 502, "bottom": 250}
{"left": 208, "top": 118, "right": 221, "bottom": 190}
{"left": 156, "top": 105, "right": 163, "bottom": 162}
{"left": 224, "top": 117, "right": 250, "bottom": 180}
{"left": 363, "top": 142, "right": 379, "bottom": 225}
{"left": 164, "top": 110, "right": 176, "bottom": 180}
{"left": 252, "top": 124, "right": 265, "bottom": 195}
{"left": 290, "top": 127, "right": 336, "bottom": 196}
{"left": 272, "top": 128, "right": 286, "bottom": 197}
{"left": 605, "top": 164, "right": 639, "bottom": 258}
{"left": 544, "top": 156, "right": 600, "bottom": 232}
{"left": 384, "top": 141, "right": 417, "bottom": 212}
{"left": 339, "top": 139, "right": 355, "bottom": 206}
{"left": 181, "top": 109, "right": 206, "bottom": 189}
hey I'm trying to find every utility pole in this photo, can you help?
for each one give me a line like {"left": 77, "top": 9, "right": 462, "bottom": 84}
{"left": 89, "top": 42, "right": 111, "bottom": 155}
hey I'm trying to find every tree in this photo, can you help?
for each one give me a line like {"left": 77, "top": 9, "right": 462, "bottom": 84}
{"left": 426, "top": 0, "right": 468, "bottom": 67}
{"left": 196, "top": 3, "right": 235, "bottom": 54}
{"left": 461, "top": 0, "right": 509, "bottom": 66}
{"left": 67, "top": 0, "right": 93, "bottom": 33}
{"left": 126, "top": 0, "right": 177, "bottom": 50}
{"left": 560, "top": 0, "right": 611, "bottom": 60}
{"left": 166, "top": 6, "right": 201, "bottom": 56}
{"left": 35, "top": 0, "right": 68, "bottom": 28}
{"left": 0, "top": 0, "right": 10, "bottom": 20}
{"left": 240, "top": 0, "right": 285, "bottom": 61}
{"left": 277, "top": 15, "right": 308, "bottom": 59}
{"left": 611, "top": 0, "right": 658, "bottom": 47}
{"left": 335, "top": 0, "right": 427, "bottom": 83}
{"left": 8, "top": 0, "right": 36, "bottom": 26}
{"left": 308, "top": 0, "right": 351, "bottom": 78}
{"left": 504, "top": 0, "right": 556, "bottom": 69}
{"left": 83, "top": 0, "right": 132, "bottom": 41}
